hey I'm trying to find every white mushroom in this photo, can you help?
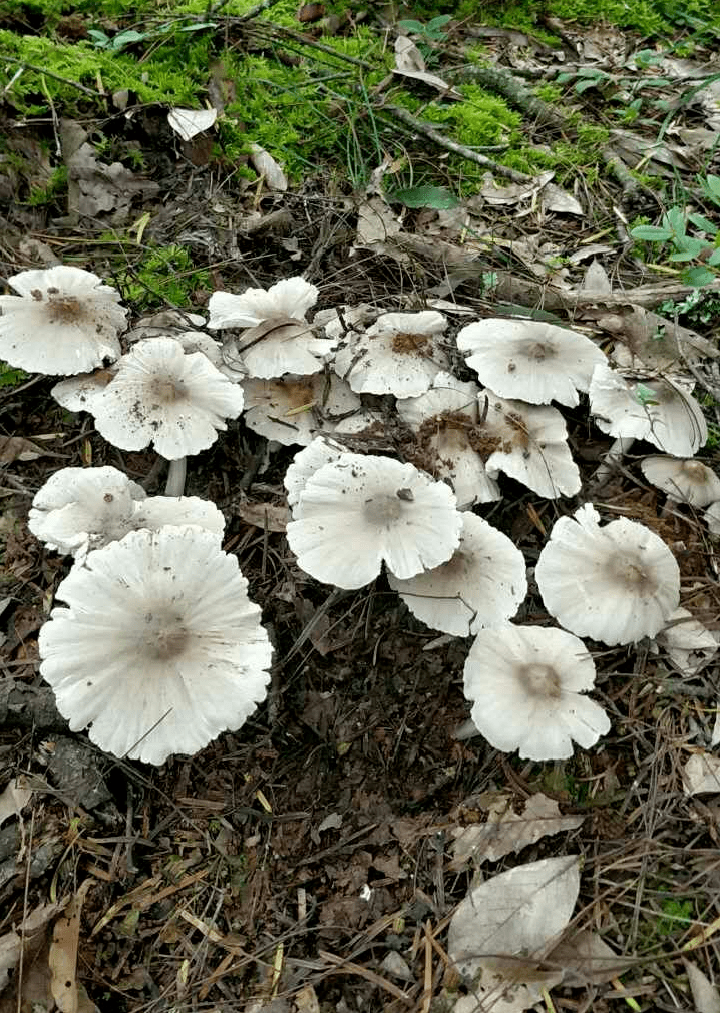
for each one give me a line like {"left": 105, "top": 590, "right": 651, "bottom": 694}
{"left": 387, "top": 512, "right": 527, "bottom": 636}
{"left": 242, "top": 372, "right": 361, "bottom": 446}
{"left": 287, "top": 453, "right": 462, "bottom": 588}
{"left": 334, "top": 310, "right": 450, "bottom": 397}
{"left": 481, "top": 392, "right": 581, "bottom": 498}
{"left": 28, "top": 466, "right": 225, "bottom": 559}
{"left": 208, "top": 276, "right": 319, "bottom": 329}
{"left": 535, "top": 503, "right": 681, "bottom": 644}
{"left": 589, "top": 363, "right": 707, "bottom": 456}
{"left": 51, "top": 367, "right": 116, "bottom": 412}
{"left": 125, "top": 310, "right": 224, "bottom": 369}
{"left": 284, "top": 436, "right": 346, "bottom": 510}
{"left": 463, "top": 624, "right": 611, "bottom": 760}
{"left": 396, "top": 373, "right": 500, "bottom": 508}
{"left": 655, "top": 607, "right": 717, "bottom": 677}
{"left": 38, "top": 526, "right": 272, "bottom": 765}
{"left": 73, "top": 336, "right": 245, "bottom": 460}
{"left": 704, "top": 501, "right": 720, "bottom": 536}
{"left": 0, "top": 265, "right": 127, "bottom": 375}
{"left": 457, "top": 318, "right": 606, "bottom": 406}
{"left": 641, "top": 456, "right": 720, "bottom": 507}
{"left": 208, "top": 277, "right": 334, "bottom": 378}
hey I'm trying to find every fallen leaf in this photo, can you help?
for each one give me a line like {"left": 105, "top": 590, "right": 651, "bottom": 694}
{"left": 450, "top": 793, "right": 584, "bottom": 869}
{"left": 355, "top": 196, "right": 402, "bottom": 248}
{"left": 581, "top": 260, "right": 612, "bottom": 294}
{"left": 447, "top": 855, "right": 580, "bottom": 1010}
{"left": 0, "top": 436, "right": 50, "bottom": 463}
{"left": 549, "top": 928, "right": 630, "bottom": 985}
{"left": 250, "top": 143, "right": 288, "bottom": 191}
{"left": 0, "top": 902, "right": 60, "bottom": 1000}
{"left": 684, "top": 959, "right": 720, "bottom": 1013}
{"left": 683, "top": 752, "right": 720, "bottom": 796}
{"left": 49, "top": 880, "right": 93, "bottom": 1013}
{"left": 0, "top": 777, "right": 33, "bottom": 827}
{"left": 167, "top": 107, "right": 218, "bottom": 140}
{"left": 235, "top": 500, "right": 290, "bottom": 532}
{"left": 394, "top": 35, "right": 425, "bottom": 74}
{"left": 541, "top": 182, "right": 584, "bottom": 216}
{"left": 478, "top": 170, "right": 555, "bottom": 206}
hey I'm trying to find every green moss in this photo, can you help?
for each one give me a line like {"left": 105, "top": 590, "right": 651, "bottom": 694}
{"left": 25, "top": 164, "right": 67, "bottom": 205}
{"left": 117, "top": 244, "right": 210, "bottom": 312}
{"left": 453, "top": 0, "right": 720, "bottom": 37}
{"left": 0, "top": 362, "right": 28, "bottom": 388}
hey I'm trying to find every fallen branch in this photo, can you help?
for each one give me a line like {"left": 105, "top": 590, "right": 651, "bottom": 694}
{"left": 381, "top": 104, "right": 533, "bottom": 182}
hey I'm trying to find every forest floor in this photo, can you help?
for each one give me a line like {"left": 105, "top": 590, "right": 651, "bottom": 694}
{"left": 1, "top": 1, "right": 720, "bottom": 1011}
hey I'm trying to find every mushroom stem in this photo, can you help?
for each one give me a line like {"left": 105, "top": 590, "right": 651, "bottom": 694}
{"left": 591, "top": 436, "right": 635, "bottom": 489}
{"left": 165, "top": 457, "right": 187, "bottom": 497}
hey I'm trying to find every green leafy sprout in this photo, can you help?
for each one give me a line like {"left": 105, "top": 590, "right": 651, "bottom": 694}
{"left": 630, "top": 174, "right": 720, "bottom": 287}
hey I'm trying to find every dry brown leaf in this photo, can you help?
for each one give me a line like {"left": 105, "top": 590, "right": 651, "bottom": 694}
{"left": 394, "top": 35, "right": 425, "bottom": 74}
{"left": 549, "top": 928, "right": 630, "bottom": 985}
{"left": 250, "top": 143, "right": 289, "bottom": 192}
{"left": 49, "top": 880, "right": 93, "bottom": 1013}
{"left": 235, "top": 500, "right": 290, "bottom": 532}
{"left": 0, "top": 776, "right": 33, "bottom": 827}
{"left": 449, "top": 792, "right": 584, "bottom": 869}
{"left": 683, "top": 752, "right": 720, "bottom": 796}
{"left": 684, "top": 958, "right": 720, "bottom": 1013}
{"left": 448, "top": 856, "right": 580, "bottom": 1011}
{"left": 0, "top": 436, "right": 48, "bottom": 464}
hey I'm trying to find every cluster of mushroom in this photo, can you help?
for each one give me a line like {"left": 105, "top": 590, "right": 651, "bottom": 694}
{"left": 2, "top": 264, "right": 716, "bottom": 766}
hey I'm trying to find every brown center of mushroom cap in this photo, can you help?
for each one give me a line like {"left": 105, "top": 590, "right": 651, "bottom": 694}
{"left": 681, "top": 461, "right": 709, "bottom": 482}
{"left": 517, "top": 663, "right": 562, "bottom": 699}
{"left": 523, "top": 341, "right": 555, "bottom": 362}
{"left": 142, "top": 609, "right": 190, "bottom": 660}
{"left": 362, "top": 493, "right": 405, "bottom": 526}
{"left": 150, "top": 378, "right": 188, "bottom": 404}
{"left": 47, "top": 294, "right": 86, "bottom": 325}
{"left": 390, "top": 331, "right": 430, "bottom": 354}
{"left": 603, "top": 552, "right": 659, "bottom": 596}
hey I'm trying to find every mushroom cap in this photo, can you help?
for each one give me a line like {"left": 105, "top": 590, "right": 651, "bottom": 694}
{"left": 208, "top": 277, "right": 319, "bottom": 329}
{"left": 86, "top": 337, "right": 246, "bottom": 458}
{"left": 51, "top": 368, "right": 116, "bottom": 412}
{"left": 704, "top": 501, "right": 720, "bottom": 536}
{"left": 535, "top": 503, "right": 681, "bottom": 644}
{"left": 38, "top": 526, "right": 272, "bottom": 765}
{"left": 29, "top": 466, "right": 226, "bottom": 559}
{"left": 655, "top": 607, "right": 717, "bottom": 677}
{"left": 641, "top": 456, "right": 720, "bottom": 507}
{"left": 463, "top": 624, "right": 611, "bottom": 760}
{"left": 334, "top": 310, "right": 450, "bottom": 397}
{"left": 242, "top": 372, "right": 361, "bottom": 446}
{"left": 0, "top": 265, "right": 127, "bottom": 375}
{"left": 589, "top": 363, "right": 707, "bottom": 456}
{"left": 287, "top": 453, "right": 462, "bottom": 588}
{"left": 397, "top": 372, "right": 500, "bottom": 508}
{"left": 387, "top": 512, "right": 527, "bottom": 636}
{"left": 221, "top": 318, "right": 337, "bottom": 379}
{"left": 284, "top": 436, "right": 346, "bottom": 510}
{"left": 457, "top": 318, "right": 606, "bottom": 406}
{"left": 481, "top": 392, "right": 581, "bottom": 498}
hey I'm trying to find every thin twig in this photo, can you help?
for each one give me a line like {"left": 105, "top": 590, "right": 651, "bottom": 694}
{"left": 2, "top": 55, "right": 101, "bottom": 97}
{"left": 381, "top": 104, "right": 533, "bottom": 182}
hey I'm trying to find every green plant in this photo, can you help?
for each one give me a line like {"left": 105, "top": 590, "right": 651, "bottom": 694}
{"left": 0, "top": 362, "right": 28, "bottom": 388}
{"left": 630, "top": 175, "right": 720, "bottom": 287}
{"left": 87, "top": 18, "right": 216, "bottom": 54}
{"left": 118, "top": 244, "right": 210, "bottom": 311}
{"left": 656, "top": 897, "right": 694, "bottom": 938}
{"left": 397, "top": 15, "right": 452, "bottom": 63}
